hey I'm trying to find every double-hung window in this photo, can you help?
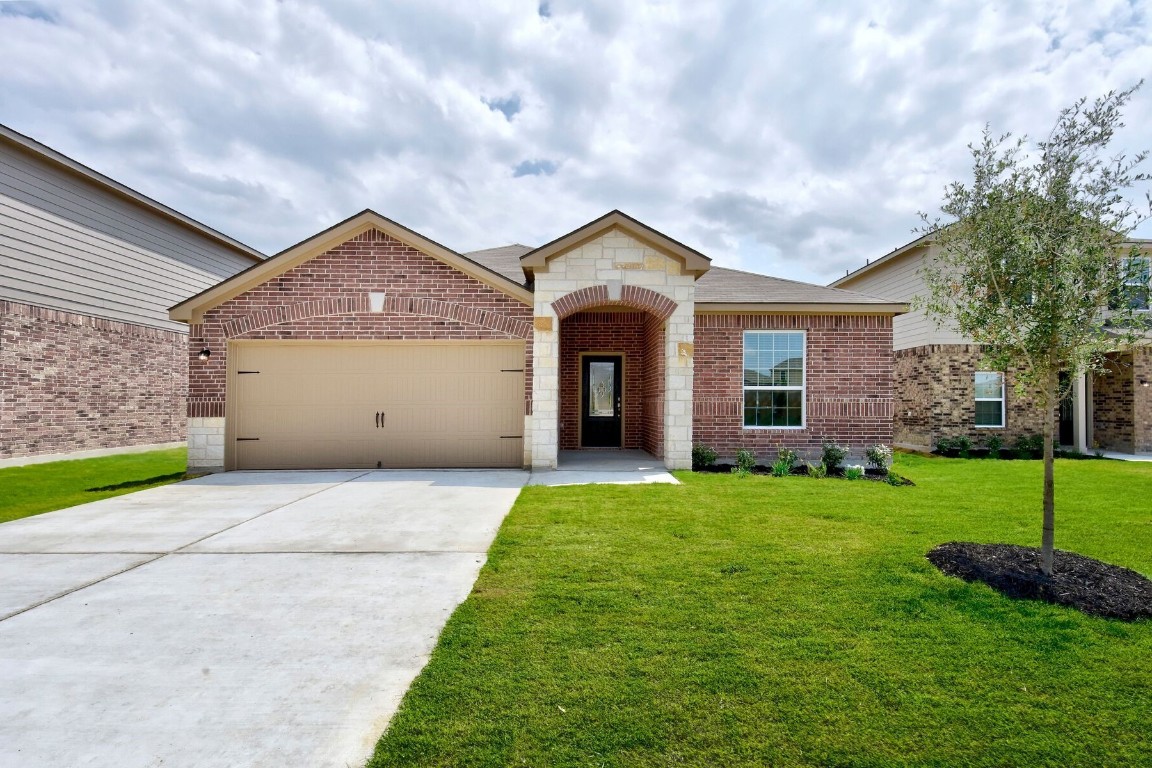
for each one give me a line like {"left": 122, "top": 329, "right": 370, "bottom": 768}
{"left": 1123, "top": 256, "right": 1150, "bottom": 310}
{"left": 743, "top": 331, "right": 805, "bottom": 428}
{"left": 974, "top": 371, "right": 1005, "bottom": 428}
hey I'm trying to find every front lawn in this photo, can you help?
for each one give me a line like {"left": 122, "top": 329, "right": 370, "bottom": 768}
{"left": 370, "top": 453, "right": 1151, "bottom": 767}
{"left": 0, "top": 447, "right": 189, "bottom": 524}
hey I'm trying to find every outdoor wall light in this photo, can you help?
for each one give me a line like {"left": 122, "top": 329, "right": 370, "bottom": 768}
{"left": 198, "top": 348, "right": 211, "bottom": 361}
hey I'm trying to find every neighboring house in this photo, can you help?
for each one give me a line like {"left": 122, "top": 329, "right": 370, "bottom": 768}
{"left": 170, "top": 209, "right": 906, "bottom": 471}
{"left": 831, "top": 235, "right": 1152, "bottom": 454}
{"left": 0, "top": 124, "right": 264, "bottom": 461}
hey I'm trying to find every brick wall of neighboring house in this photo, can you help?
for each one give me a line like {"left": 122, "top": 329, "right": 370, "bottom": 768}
{"left": 0, "top": 300, "right": 185, "bottom": 459}
{"left": 558, "top": 311, "right": 646, "bottom": 450}
{"left": 188, "top": 228, "right": 534, "bottom": 416}
{"left": 893, "top": 345, "right": 1045, "bottom": 451}
{"left": 692, "top": 314, "right": 894, "bottom": 460}
{"left": 641, "top": 314, "right": 665, "bottom": 457}
{"left": 1093, "top": 352, "right": 1136, "bottom": 452}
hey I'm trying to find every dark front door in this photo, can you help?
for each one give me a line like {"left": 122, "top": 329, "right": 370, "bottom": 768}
{"left": 581, "top": 355, "right": 622, "bottom": 448}
{"left": 1058, "top": 372, "right": 1074, "bottom": 446}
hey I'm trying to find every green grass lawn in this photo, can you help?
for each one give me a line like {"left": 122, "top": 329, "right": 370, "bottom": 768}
{"left": 0, "top": 447, "right": 189, "bottom": 524}
{"left": 370, "top": 453, "right": 1152, "bottom": 768}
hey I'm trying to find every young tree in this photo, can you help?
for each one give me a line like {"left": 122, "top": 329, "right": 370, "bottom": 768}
{"left": 919, "top": 85, "right": 1152, "bottom": 576}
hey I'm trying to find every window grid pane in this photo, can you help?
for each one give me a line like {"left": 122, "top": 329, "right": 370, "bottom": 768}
{"left": 743, "top": 331, "right": 805, "bottom": 428}
{"left": 974, "top": 371, "right": 1004, "bottom": 427}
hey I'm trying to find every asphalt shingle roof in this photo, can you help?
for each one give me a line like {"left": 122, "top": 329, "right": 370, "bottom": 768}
{"left": 464, "top": 246, "right": 895, "bottom": 306}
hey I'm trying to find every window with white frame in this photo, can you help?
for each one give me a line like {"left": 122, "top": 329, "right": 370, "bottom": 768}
{"left": 1123, "top": 256, "right": 1150, "bottom": 310}
{"left": 743, "top": 331, "right": 805, "bottom": 428}
{"left": 974, "top": 371, "right": 1005, "bottom": 428}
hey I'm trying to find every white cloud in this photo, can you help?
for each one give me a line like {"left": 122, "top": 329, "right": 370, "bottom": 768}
{"left": 1, "top": 0, "right": 1150, "bottom": 284}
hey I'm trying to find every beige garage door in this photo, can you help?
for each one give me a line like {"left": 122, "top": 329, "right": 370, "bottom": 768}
{"left": 229, "top": 342, "right": 525, "bottom": 470}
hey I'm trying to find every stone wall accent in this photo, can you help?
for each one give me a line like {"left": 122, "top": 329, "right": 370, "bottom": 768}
{"left": 692, "top": 314, "right": 894, "bottom": 458}
{"left": 894, "top": 345, "right": 1045, "bottom": 451}
{"left": 188, "top": 227, "right": 533, "bottom": 469}
{"left": 187, "top": 417, "right": 225, "bottom": 469}
{"left": 558, "top": 311, "right": 646, "bottom": 450}
{"left": 1, "top": 300, "right": 186, "bottom": 459}
{"left": 531, "top": 228, "right": 695, "bottom": 469}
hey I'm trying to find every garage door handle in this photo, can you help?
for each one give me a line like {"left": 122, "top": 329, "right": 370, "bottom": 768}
{"left": 375, "top": 411, "right": 380, "bottom": 428}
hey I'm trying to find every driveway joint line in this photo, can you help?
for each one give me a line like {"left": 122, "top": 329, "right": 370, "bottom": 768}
{"left": 0, "top": 471, "right": 373, "bottom": 623}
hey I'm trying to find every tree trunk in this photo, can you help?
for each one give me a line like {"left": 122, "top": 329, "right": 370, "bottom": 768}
{"left": 1041, "top": 369, "right": 1057, "bottom": 576}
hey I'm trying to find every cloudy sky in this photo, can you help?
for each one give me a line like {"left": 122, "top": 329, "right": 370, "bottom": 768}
{"left": 2, "top": 0, "right": 1151, "bottom": 285}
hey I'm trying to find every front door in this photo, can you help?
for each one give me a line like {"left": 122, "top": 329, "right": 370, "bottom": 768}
{"left": 581, "top": 355, "right": 622, "bottom": 447}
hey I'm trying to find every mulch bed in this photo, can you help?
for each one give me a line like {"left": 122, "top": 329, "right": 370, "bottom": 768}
{"left": 927, "top": 542, "right": 1152, "bottom": 621}
{"left": 694, "top": 464, "right": 914, "bottom": 484}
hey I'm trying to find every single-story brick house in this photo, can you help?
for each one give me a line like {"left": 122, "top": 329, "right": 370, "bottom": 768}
{"left": 832, "top": 234, "right": 1152, "bottom": 454}
{"left": 170, "top": 210, "right": 906, "bottom": 471}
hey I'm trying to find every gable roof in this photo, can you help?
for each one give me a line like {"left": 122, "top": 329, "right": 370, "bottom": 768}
{"left": 829, "top": 233, "right": 933, "bottom": 288}
{"left": 0, "top": 122, "right": 264, "bottom": 264}
{"left": 466, "top": 245, "right": 906, "bottom": 313}
{"left": 519, "top": 210, "right": 712, "bottom": 276}
{"left": 169, "top": 209, "right": 533, "bottom": 322}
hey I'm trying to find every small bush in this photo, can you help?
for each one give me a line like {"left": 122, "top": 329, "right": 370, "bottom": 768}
{"left": 733, "top": 449, "right": 756, "bottom": 475}
{"left": 821, "top": 440, "right": 847, "bottom": 471}
{"left": 952, "top": 435, "right": 972, "bottom": 457}
{"left": 934, "top": 436, "right": 953, "bottom": 454}
{"left": 844, "top": 465, "right": 865, "bottom": 480}
{"left": 865, "top": 444, "right": 892, "bottom": 472}
{"left": 808, "top": 461, "right": 828, "bottom": 479}
{"left": 770, "top": 458, "right": 792, "bottom": 477}
{"left": 692, "top": 443, "right": 718, "bottom": 470}
{"left": 986, "top": 434, "right": 1004, "bottom": 456}
{"left": 776, "top": 446, "right": 798, "bottom": 469}
{"left": 885, "top": 471, "right": 905, "bottom": 486}
{"left": 1015, "top": 434, "right": 1043, "bottom": 456}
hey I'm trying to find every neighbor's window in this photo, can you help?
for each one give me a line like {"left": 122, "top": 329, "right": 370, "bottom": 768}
{"left": 1123, "top": 256, "right": 1150, "bottom": 310}
{"left": 743, "top": 331, "right": 805, "bottom": 428}
{"left": 974, "top": 371, "right": 1005, "bottom": 428}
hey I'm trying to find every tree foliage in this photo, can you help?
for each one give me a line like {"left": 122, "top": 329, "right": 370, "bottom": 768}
{"left": 918, "top": 85, "right": 1152, "bottom": 575}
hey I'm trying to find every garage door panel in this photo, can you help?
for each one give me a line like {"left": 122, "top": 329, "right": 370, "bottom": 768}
{"left": 231, "top": 343, "right": 524, "bottom": 470}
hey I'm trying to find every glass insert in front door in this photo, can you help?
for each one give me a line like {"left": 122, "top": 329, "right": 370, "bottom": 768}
{"left": 588, "top": 362, "right": 616, "bottom": 417}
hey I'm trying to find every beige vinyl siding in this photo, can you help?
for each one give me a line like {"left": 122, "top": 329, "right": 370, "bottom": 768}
{"left": 839, "top": 245, "right": 968, "bottom": 350}
{"left": 0, "top": 142, "right": 255, "bottom": 330}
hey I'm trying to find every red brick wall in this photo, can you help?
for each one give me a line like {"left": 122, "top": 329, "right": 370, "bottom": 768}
{"left": 1, "top": 300, "right": 186, "bottom": 459}
{"left": 559, "top": 311, "right": 645, "bottom": 450}
{"left": 188, "top": 228, "right": 533, "bottom": 417}
{"left": 641, "top": 314, "right": 665, "bottom": 457}
{"left": 894, "top": 345, "right": 1044, "bottom": 450}
{"left": 1093, "top": 352, "right": 1135, "bottom": 452}
{"left": 692, "top": 314, "right": 894, "bottom": 459}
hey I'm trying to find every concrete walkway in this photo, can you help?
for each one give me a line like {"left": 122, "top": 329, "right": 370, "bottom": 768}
{"left": 1098, "top": 450, "right": 1152, "bottom": 462}
{"left": 527, "top": 449, "right": 680, "bottom": 487}
{"left": 0, "top": 469, "right": 527, "bottom": 768}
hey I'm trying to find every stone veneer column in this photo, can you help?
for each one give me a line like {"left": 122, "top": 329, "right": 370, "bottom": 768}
{"left": 529, "top": 229, "right": 695, "bottom": 470}
{"left": 187, "top": 416, "right": 225, "bottom": 470}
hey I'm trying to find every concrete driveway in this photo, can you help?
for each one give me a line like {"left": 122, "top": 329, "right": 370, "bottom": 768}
{"left": 0, "top": 469, "right": 527, "bottom": 768}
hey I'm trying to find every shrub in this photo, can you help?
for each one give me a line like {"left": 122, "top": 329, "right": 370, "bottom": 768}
{"left": 885, "top": 471, "right": 904, "bottom": 486}
{"left": 844, "top": 465, "right": 865, "bottom": 480}
{"left": 820, "top": 440, "right": 847, "bottom": 471}
{"left": 808, "top": 461, "right": 828, "bottom": 479}
{"left": 776, "top": 446, "right": 798, "bottom": 469}
{"left": 770, "top": 458, "right": 792, "bottom": 477}
{"left": 986, "top": 434, "right": 1004, "bottom": 456}
{"left": 865, "top": 444, "right": 892, "bottom": 472}
{"left": 691, "top": 443, "right": 718, "bottom": 470}
{"left": 1015, "top": 434, "right": 1043, "bottom": 456}
{"left": 734, "top": 449, "right": 756, "bottom": 474}
{"left": 952, "top": 435, "right": 972, "bottom": 457}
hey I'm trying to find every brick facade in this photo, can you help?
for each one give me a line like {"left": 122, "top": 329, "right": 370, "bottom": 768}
{"left": 187, "top": 228, "right": 533, "bottom": 467}
{"left": 641, "top": 314, "right": 665, "bottom": 457}
{"left": 692, "top": 314, "right": 894, "bottom": 459}
{"left": 1, "top": 300, "right": 185, "bottom": 459}
{"left": 893, "top": 345, "right": 1044, "bottom": 450}
{"left": 1092, "top": 349, "right": 1152, "bottom": 453}
{"left": 558, "top": 311, "right": 646, "bottom": 450}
